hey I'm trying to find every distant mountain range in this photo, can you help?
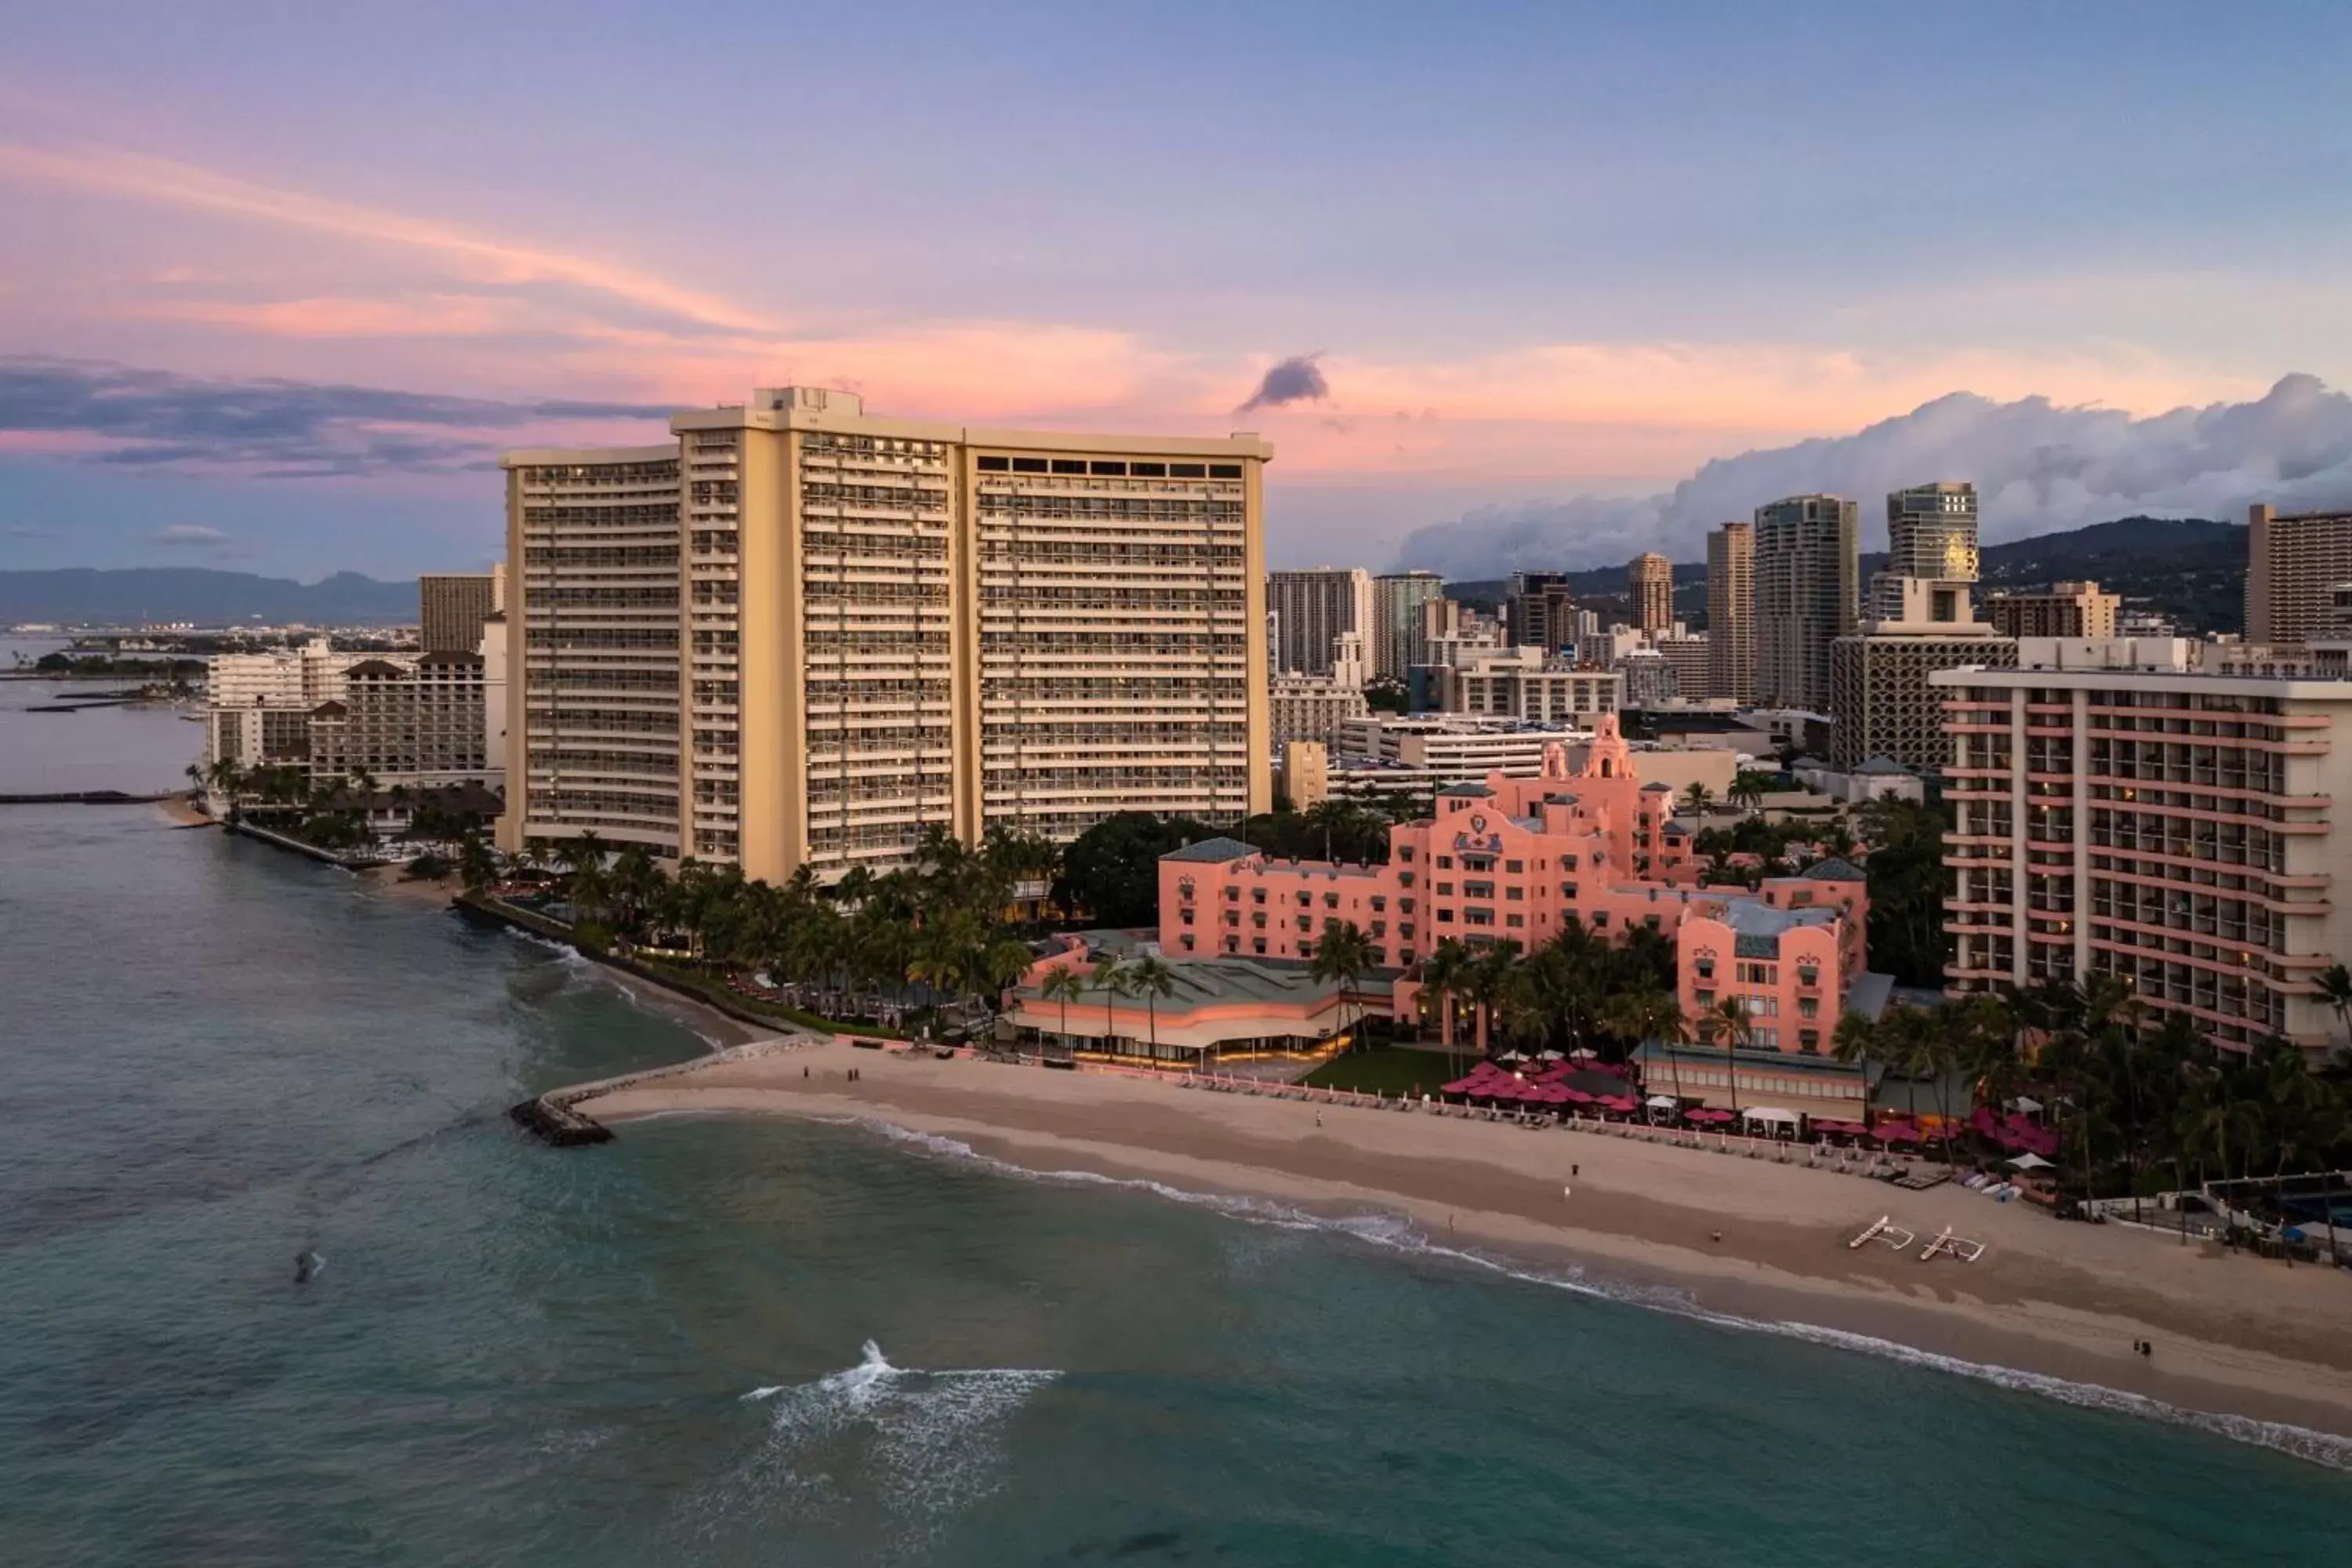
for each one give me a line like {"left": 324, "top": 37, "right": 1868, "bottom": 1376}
{"left": 1447, "top": 516, "right": 2245, "bottom": 634}
{"left": 0, "top": 568, "right": 419, "bottom": 626}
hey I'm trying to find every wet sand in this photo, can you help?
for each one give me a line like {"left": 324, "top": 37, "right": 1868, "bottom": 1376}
{"left": 571, "top": 1041, "right": 2352, "bottom": 1450}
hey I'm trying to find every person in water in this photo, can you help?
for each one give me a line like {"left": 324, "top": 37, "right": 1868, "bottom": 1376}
{"left": 293, "top": 1253, "right": 316, "bottom": 1284}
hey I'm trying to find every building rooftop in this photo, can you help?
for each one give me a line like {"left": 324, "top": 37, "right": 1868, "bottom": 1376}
{"left": 1853, "top": 756, "right": 1911, "bottom": 776}
{"left": 1439, "top": 783, "right": 1494, "bottom": 798}
{"left": 1160, "top": 836, "right": 1258, "bottom": 864}
{"left": 1800, "top": 857, "right": 1867, "bottom": 881}
{"left": 1719, "top": 898, "right": 1838, "bottom": 957}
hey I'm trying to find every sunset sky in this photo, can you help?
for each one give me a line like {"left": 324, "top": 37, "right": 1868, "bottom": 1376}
{"left": 3, "top": 2, "right": 2349, "bottom": 578}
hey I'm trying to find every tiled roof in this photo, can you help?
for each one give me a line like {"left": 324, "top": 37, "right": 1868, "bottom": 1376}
{"left": 1800, "top": 857, "right": 1867, "bottom": 880}
{"left": 1439, "top": 782, "right": 1494, "bottom": 797}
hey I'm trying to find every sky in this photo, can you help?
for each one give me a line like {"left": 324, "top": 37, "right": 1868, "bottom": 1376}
{"left": 2, "top": 1, "right": 2350, "bottom": 580}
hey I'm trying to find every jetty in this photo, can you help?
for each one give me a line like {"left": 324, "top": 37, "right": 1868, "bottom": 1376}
{"left": 510, "top": 1034, "right": 814, "bottom": 1147}
{"left": 0, "top": 789, "right": 177, "bottom": 805}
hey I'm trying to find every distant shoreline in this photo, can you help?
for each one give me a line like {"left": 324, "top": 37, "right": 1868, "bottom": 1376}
{"left": 563, "top": 1040, "right": 2352, "bottom": 1464}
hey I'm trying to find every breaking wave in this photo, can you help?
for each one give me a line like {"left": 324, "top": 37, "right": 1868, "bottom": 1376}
{"left": 838, "top": 1118, "right": 2352, "bottom": 1474}
{"left": 688, "top": 1338, "right": 1060, "bottom": 1550}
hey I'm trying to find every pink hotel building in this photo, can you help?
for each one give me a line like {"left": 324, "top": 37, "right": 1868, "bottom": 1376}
{"left": 1145, "top": 717, "right": 1880, "bottom": 1084}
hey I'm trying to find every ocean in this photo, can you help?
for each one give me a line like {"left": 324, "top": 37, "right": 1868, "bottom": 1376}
{"left": 2, "top": 671, "right": 2350, "bottom": 1566}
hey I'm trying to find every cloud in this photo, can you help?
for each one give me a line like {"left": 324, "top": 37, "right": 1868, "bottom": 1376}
{"left": 0, "top": 142, "right": 763, "bottom": 333}
{"left": 1388, "top": 374, "right": 2352, "bottom": 578}
{"left": 0, "top": 356, "right": 675, "bottom": 477}
{"left": 1237, "top": 354, "right": 1329, "bottom": 413}
{"left": 149, "top": 524, "right": 232, "bottom": 546}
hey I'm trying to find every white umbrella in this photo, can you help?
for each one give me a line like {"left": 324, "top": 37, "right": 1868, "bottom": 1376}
{"left": 2005, "top": 1152, "right": 2053, "bottom": 1171}
{"left": 1497, "top": 1050, "right": 1528, "bottom": 1064}
{"left": 1538, "top": 1049, "right": 1566, "bottom": 1062}
{"left": 1741, "top": 1106, "right": 1800, "bottom": 1125}
{"left": 1645, "top": 1094, "right": 1679, "bottom": 1109}
{"left": 1568, "top": 1047, "right": 1597, "bottom": 1060}
{"left": 2011, "top": 1095, "right": 2045, "bottom": 1115}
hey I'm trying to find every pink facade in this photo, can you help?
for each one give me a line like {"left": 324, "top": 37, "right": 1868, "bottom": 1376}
{"left": 1162, "top": 717, "right": 1712, "bottom": 970}
{"left": 1156, "top": 713, "right": 1874, "bottom": 1064}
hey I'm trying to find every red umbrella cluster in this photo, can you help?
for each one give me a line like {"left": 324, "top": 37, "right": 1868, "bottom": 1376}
{"left": 1439, "top": 1059, "right": 1644, "bottom": 1114}
{"left": 1970, "top": 1105, "right": 2060, "bottom": 1160}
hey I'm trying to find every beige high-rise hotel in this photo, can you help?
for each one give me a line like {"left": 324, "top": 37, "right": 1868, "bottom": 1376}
{"left": 500, "top": 387, "right": 1272, "bottom": 882}
{"left": 1628, "top": 552, "right": 1674, "bottom": 633}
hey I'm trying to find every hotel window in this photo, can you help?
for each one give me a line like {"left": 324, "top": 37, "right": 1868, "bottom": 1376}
{"left": 1296, "top": 916, "right": 1311, "bottom": 932}
{"left": 1798, "top": 1029, "right": 1820, "bottom": 1054}
{"left": 1506, "top": 914, "right": 1524, "bottom": 928}
{"left": 1399, "top": 873, "right": 1416, "bottom": 887}
{"left": 1222, "top": 911, "right": 1238, "bottom": 927}
{"left": 1371, "top": 920, "right": 1387, "bottom": 938}
{"left": 1370, "top": 896, "right": 1387, "bottom": 912}
{"left": 1437, "top": 855, "right": 1453, "bottom": 869}
{"left": 1399, "top": 898, "right": 1415, "bottom": 913}
{"left": 1224, "top": 938, "right": 1239, "bottom": 953}
{"left": 1011, "top": 457, "right": 1048, "bottom": 473}
{"left": 1506, "top": 860, "right": 1523, "bottom": 873}
{"left": 1696, "top": 989, "right": 1715, "bottom": 1007}
{"left": 977, "top": 456, "right": 1010, "bottom": 471}
{"left": 1589, "top": 911, "right": 1609, "bottom": 929}
{"left": 1437, "top": 909, "right": 1454, "bottom": 924}
{"left": 1436, "top": 881, "right": 1454, "bottom": 895}
{"left": 1560, "top": 883, "right": 1577, "bottom": 898}
{"left": 1178, "top": 935, "right": 1194, "bottom": 952}
{"left": 1505, "top": 887, "right": 1523, "bottom": 901}
{"left": 1209, "top": 463, "right": 1243, "bottom": 479}
{"left": 1253, "top": 938, "right": 1267, "bottom": 954}
{"left": 1398, "top": 846, "right": 1414, "bottom": 862}
{"left": 1399, "top": 922, "right": 1415, "bottom": 938}
{"left": 1323, "top": 893, "right": 1340, "bottom": 909}
{"left": 1296, "top": 891, "right": 1311, "bottom": 907}
{"left": 1798, "top": 997, "right": 1818, "bottom": 1019}
{"left": 1253, "top": 889, "right": 1267, "bottom": 903}
{"left": 1179, "top": 909, "right": 1193, "bottom": 924}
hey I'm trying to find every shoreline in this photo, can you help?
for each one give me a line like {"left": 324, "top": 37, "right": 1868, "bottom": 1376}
{"left": 567, "top": 1040, "right": 2352, "bottom": 1463}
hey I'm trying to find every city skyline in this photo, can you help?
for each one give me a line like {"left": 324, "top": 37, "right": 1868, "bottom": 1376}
{"left": 5, "top": 5, "right": 2352, "bottom": 579}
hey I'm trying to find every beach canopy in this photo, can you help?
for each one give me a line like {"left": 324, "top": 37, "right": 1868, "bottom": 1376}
{"left": 1646, "top": 1094, "right": 1679, "bottom": 1109}
{"left": 1568, "top": 1047, "right": 1598, "bottom": 1060}
{"left": 2005, "top": 1152, "right": 2053, "bottom": 1171}
{"left": 1741, "top": 1106, "right": 1799, "bottom": 1126}
{"left": 2012, "top": 1095, "right": 2045, "bottom": 1114}
{"left": 1538, "top": 1049, "right": 1565, "bottom": 1061}
{"left": 1497, "top": 1051, "right": 1528, "bottom": 1063}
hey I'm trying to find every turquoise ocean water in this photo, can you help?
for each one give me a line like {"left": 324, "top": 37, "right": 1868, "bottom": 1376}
{"left": 3, "top": 680, "right": 2350, "bottom": 1565}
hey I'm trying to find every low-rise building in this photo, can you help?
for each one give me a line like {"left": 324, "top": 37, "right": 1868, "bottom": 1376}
{"left": 1149, "top": 717, "right": 1886, "bottom": 1105}
{"left": 1984, "top": 580, "right": 2119, "bottom": 640}
{"left": 1437, "top": 648, "right": 1621, "bottom": 724}
{"left": 308, "top": 652, "right": 495, "bottom": 791}
{"left": 205, "top": 640, "right": 417, "bottom": 772}
{"left": 1791, "top": 756, "right": 1926, "bottom": 804}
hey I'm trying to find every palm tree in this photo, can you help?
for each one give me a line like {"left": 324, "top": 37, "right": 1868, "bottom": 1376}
{"left": 456, "top": 829, "right": 499, "bottom": 894}
{"left": 1728, "top": 771, "right": 1769, "bottom": 814}
{"left": 1308, "top": 920, "right": 1376, "bottom": 1054}
{"left": 1831, "top": 1009, "right": 1878, "bottom": 1129}
{"left": 1695, "top": 995, "right": 1753, "bottom": 1113}
{"left": 1602, "top": 988, "right": 1686, "bottom": 1105}
{"left": 1039, "top": 964, "right": 1089, "bottom": 1057}
{"left": 1463, "top": 941, "right": 1523, "bottom": 1061}
{"left": 982, "top": 938, "right": 1036, "bottom": 1023}
{"left": 1125, "top": 955, "right": 1177, "bottom": 1062}
{"left": 1682, "top": 782, "right": 1715, "bottom": 817}
{"left": 1092, "top": 956, "right": 1131, "bottom": 1053}
{"left": 1420, "top": 938, "right": 1473, "bottom": 1074}
{"left": 2317, "top": 963, "right": 2352, "bottom": 1053}
{"left": 608, "top": 844, "right": 662, "bottom": 938}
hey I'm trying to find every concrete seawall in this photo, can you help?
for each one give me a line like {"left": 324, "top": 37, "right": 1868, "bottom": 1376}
{"left": 513, "top": 1035, "right": 818, "bottom": 1146}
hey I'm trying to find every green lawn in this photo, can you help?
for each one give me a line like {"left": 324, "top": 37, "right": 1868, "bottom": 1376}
{"left": 1301, "top": 1047, "right": 1463, "bottom": 1097}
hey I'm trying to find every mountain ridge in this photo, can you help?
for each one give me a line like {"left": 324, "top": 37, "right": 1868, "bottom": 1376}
{"left": 0, "top": 568, "right": 420, "bottom": 626}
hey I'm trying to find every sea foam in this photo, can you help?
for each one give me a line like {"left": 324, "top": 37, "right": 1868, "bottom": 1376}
{"left": 836, "top": 1116, "right": 2352, "bottom": 1474}
{"left": 696, "top": 1338, "right": 1061, "bottom": 1547}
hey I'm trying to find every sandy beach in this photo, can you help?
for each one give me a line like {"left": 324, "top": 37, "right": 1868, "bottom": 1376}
{"left": 154, "top": 795, "right": 213, "bottom": 828}
{"left": 573, "top": 1040, "right": 2352, "bottom": 1451}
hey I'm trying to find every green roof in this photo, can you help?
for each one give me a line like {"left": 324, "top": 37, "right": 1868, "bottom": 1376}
{"left": 1801, "top": 857, "right": 1866, "bottom": 880}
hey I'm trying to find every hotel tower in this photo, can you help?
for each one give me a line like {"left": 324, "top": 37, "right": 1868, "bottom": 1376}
{"left": 500, "top": 387, "right": 1272, "bottom": 882}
